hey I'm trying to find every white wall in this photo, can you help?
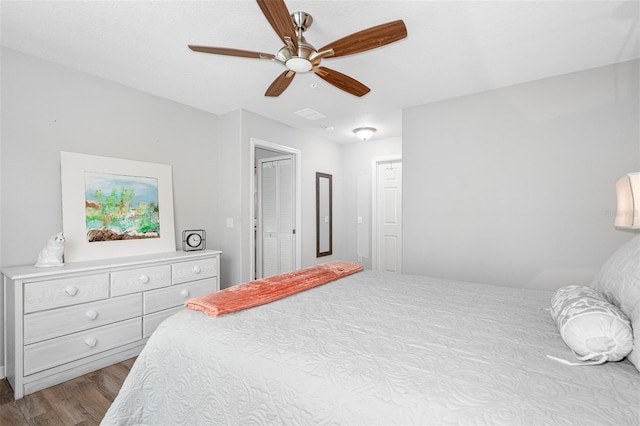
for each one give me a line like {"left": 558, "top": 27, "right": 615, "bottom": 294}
{"left": 236, "top": 110, "right": 344, "bottom": 285}
{"left": 193, "top": 110, "right": 345, "bottom": 290}
{"left": 341, "top": 136, "right": 402, "bottom": 268}
{"left": 1, "top": 48, "right": 221, "bottom": 267}
{"left": 403, "top": 60, "right": 640, "bottom": 290}
{"left": 216, "top": 110, "right": 243, "bottom": 288}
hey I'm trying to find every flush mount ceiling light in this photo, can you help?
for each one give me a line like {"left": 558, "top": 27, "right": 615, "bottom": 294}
{"left": 353, "top": 127, "right": 376, "bottom": 141}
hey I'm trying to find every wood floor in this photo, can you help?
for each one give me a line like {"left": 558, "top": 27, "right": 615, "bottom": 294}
{"left": 0, "top": 358, "right": 135, "bottom": 426}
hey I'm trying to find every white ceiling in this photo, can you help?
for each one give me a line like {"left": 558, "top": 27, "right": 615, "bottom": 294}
{"left": 2, "top": 1, "right": 638, "bottom": 143}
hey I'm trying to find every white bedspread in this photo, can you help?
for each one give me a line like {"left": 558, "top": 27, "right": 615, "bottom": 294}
{"left": 102, "top": 271, "right": 640, "bottom": 425}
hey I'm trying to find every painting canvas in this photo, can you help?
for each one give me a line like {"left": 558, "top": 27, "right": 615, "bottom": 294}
{"left": 84, "top": 173, "right": 160, "bottom": 242}
{"left": 61, "top": 152, "right": 176, "bottom": 262}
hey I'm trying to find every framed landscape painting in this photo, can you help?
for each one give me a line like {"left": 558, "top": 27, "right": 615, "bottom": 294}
{"left": 61, "top": 152, "right": 176, "bottom": 262}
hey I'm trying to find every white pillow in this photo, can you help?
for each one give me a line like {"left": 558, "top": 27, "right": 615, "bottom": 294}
{"left": 591, "top": 235, "right": 640, "bottom": 371}
{"left": 550, "top": 285, "right": 633, "bottom": 364}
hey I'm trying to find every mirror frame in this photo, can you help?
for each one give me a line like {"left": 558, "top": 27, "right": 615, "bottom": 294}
{"left": 316, "top": 172, "right": 333, "bottom": 257}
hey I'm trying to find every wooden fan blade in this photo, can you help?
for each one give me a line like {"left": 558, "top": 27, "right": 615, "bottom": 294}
{"left": 256, "top": 0, "right": 298, "bottom": 49}
{"left": 265, "top": 70, "right": 296, "bottom": 97}
{"left": 189, "top": 45, "right": 275, "bottom": 60}
{"left": 319, "top": 20, "right": 407, "bottom": 58}
{"left": 313, "top": 66, "right": 370, "bottom": 97}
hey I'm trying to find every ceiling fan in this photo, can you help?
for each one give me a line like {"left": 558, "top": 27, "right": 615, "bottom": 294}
{"left": 188, "top": 0, "right": 407, "bottom": 97}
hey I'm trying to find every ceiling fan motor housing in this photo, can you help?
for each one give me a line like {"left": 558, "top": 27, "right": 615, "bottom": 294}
{"left": 277, "top": 11, "right": 318, "bottom": 72}
{"left": 278, "top": 40, "right": 320, "bottom": 72}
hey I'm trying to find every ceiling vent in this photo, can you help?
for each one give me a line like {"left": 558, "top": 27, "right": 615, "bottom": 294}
{"left": 293, "top": 108, "right": 326, "bottom": 121}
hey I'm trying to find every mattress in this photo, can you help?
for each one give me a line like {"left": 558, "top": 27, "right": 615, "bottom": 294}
{"left": 102, "top": 270, "right": 640, "bottom": 425}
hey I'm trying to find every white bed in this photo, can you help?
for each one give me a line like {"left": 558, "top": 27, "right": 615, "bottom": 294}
{"left": 102, "top": 267, "right": 640, "bottom": 425}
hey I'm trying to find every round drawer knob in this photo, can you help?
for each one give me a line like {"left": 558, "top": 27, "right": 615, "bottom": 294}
{"left": 85, "top": 337, "right": 98, "bottom": 348}
{"left": 64, "top": 286, "right": 79, "bottom": 296}
{"left": 138, "top": 274, "right": 150, "bottom": 284}
{"left": 192, "top": 265, "right": 202, "bottom": 274}
{"left": 180, "top": 289, "right": 190, "bottom": 298}
{"left": 85, "top": 310, "right": 99, "bottom": 320}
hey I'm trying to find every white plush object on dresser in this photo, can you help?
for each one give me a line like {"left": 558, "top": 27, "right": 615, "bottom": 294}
{"left": 2, "top": 249, "right": 221, "bottom": 399}
{"left": 34, "top": 232, "right": 65, "bottom": 267}
{"left": 591, "top": 235, "right": 640, "bottom": 371}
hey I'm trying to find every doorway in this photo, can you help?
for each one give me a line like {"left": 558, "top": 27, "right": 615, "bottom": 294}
{"left": 256, "top": 154, "right": 294, "bottom": 278}
{"left": 372, "top": 156, "right": 403, "bottom": 272}
{"left": 250, "top": 138, "right": 302, "bottom": 280}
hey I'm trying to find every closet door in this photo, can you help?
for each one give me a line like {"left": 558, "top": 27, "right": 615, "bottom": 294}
{"left": 376, "top": 159, "right": 403, "bottom": 272}
{"left": 258, "top": 156, "right": 295, "bottom": 278}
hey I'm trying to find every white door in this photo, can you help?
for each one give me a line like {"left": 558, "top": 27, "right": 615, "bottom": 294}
{"left": 257, "top": 156, "right": 295, "bottom": 278}
{"left": 375, "top": 159, "right": 402, "bottom": 272}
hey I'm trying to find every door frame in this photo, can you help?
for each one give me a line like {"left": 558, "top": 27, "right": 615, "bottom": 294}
{"left": 250, "top": 137, "right": 302, "bottom": 280}
{"left": 256, "top": 154, "right": 295, "bottom": 278}
{"left": 371, "top": 155, "right": 402, "bottom": 271}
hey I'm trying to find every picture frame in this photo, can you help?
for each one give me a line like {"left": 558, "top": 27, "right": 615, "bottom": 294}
{"left": 60, "top": 151, "right": 176, "bottom": 262}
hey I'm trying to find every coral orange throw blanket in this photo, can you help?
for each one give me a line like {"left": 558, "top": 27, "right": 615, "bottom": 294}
{"left": 186, "top": 260, "right": 363, "bottom": 317}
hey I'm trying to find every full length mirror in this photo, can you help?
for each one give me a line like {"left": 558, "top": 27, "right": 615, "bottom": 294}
{"left": 316, "top": 172, "right": 332, "bottom": 257}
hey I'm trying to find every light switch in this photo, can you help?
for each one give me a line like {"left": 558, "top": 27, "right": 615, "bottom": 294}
{"left": 324, "top": 215, "right": 329, "bottom": 223}
{"left": 226, "top": 218, "right": 234, "bottom": 228}
{"left": 357, "top": 216, "right": 363, "bottom": 224}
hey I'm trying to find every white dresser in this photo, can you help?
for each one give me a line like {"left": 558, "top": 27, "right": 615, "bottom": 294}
{"left": 2, "top": 249, "right": 221, "bottom": 399}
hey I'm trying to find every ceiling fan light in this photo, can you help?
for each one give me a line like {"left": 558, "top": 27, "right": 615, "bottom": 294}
{"left": 353, "top": 127, "right": 376, "bottom": 140}
{"left": 286, "top": 57, "right": 312, "bottom": 72}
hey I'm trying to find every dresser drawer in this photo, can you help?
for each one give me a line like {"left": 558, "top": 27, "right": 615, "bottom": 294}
{"left": 24, "top": 274, "right": 109, "bottom": 314}
{"left": 111, "top": 265, "right": 171, "bottom": 297}
{"left": 143, "top": 278, "right": 215, "bottom": 314}
{"left": 24, "top": 294, "right": 142, "bottom": 345}
{"left": 23, "top": 318, "right": 142, "bottom": 376}
{"left": 172, "top": 257, "right": 218, "bottom": 285}
{"left": 143, "top": 306, "right": 183, "bottom": 338}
